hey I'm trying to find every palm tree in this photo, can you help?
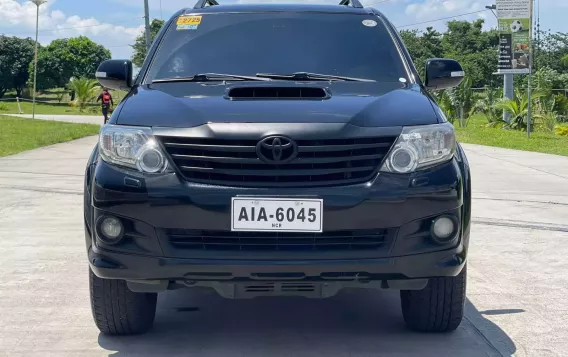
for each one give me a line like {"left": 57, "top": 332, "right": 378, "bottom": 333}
{"left": 432, "top": 77, "right": 476, "bottom": 126}
{"left": 493, "top": 89, "right": 547, "bottom": 131}
{"left": 67, "top": 77, "right": 100, "bottom": 111}
{"left": 433, "top": 90, "right": 457, "bottom": 123}
{"left": 449, "top": 77, "right": 475, "bottom": 127}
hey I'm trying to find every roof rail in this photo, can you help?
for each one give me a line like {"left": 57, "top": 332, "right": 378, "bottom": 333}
{"left": 193, "top": 0, "right": 219, "bottom": 9}
{"left": 339, "top": 0, "right": 364, "bottom": 8}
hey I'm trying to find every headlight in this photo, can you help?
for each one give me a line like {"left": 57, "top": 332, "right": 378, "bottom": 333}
{"left": 380, "top": 123, "right": 456, "bottom": 174}
{"left": 99, "top": 125, "right": 169, "bottom": 173}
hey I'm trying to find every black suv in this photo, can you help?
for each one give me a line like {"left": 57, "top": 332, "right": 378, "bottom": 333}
{"left": 86, "top": 0, "right": 471, "bottom": 336}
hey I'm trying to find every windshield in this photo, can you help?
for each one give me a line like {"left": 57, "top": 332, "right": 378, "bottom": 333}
{"left": 145, "top": 12, "right": 410, "bottom": 84}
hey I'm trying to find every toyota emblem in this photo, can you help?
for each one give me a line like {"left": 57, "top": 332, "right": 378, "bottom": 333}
{"left": 256, "top": 136, "right": 298, "bottom": 164}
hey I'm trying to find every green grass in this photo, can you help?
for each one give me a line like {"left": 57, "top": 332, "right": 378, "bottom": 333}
{"left": 0, "top": 115, "right": 100, "bottom": 157}
{"left": 0, "top": 87, "right": 127, "bottom": 115}
{"left": 0, "top": 100, "right": 100, "bottom": 115}
{"left": 455, "top": 114, "right": 568, "bottom": 157}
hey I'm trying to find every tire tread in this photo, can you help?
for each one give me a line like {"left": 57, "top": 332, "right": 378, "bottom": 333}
{"left": 89, "top": 269, "right": 157, "bottom": 335}
{"left": 400, "top": 265, "right": 467, "bottom": 333}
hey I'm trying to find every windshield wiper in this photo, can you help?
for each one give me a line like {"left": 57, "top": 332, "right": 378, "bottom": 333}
{"left": 255, "top": 72, "right": 375, "bottom": 82}
{"left": 153, "top": 73, "right": 271, "bottom": 83}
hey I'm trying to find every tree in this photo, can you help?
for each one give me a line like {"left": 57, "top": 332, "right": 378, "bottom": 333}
{"left": 67, "top": 37, "right": 112, "bottom": 78}
{"left": 30, "top": 42, "right": 72, "bottom": 91}
{"left": 518, "top": 66, "right": 564, "bottom": 92}
{"left": 401, "top": 20, "right": 500, "bottom": 88}
{"left": 400, "top": 30, "right": 424, "bottom": 71}
{"left": 422, "top": 27, "right": 444, "bottom": 58}
{"left": 535, "top": 31, "right": 568, "bottom": 73}
{"left": 131, "top": 19, "right": 165, "bottom": 67}
{"left": 67, "top": 77, "right": 100, "bottom": 110}
{"left": 561, "top": 54, "right": 568, "bottom": 69}
{"left": 400, "top": 27, "right": 443, "bottom": 80}
{"left": 29, "top": 36, "right": 111, "bottom": 91}
{"left": 0, "top": 36, "right": 35, "bottom": 98}
{"left": 442, "top": 20, "right": 499, "bottom": 88}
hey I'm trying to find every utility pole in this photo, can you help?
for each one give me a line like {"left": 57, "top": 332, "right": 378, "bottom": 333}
{"left": 503, "top": 72, "right": 514, "bottom": 123}
{"left": 144, "top": 0, "right": 151, "bottom": 52}
{"left": 487, "top": 4, "right": 513, "bottom": 123}
{"left": 30, "top": 0, "right": 47, "bottom": 121}
{"left": 526, "top": 0, "right": 535, "bottom": 138}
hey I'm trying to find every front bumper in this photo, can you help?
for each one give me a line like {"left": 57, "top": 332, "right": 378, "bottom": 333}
{"left": 88, "top": 232, "right": 466, "bottom": 280}
{"left": 85, "top": 147, "right": 471, "bottom": 286}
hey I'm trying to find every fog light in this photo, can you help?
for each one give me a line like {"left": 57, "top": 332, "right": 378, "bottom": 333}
{"left": 431, "top": 216, "right": 457, "bottom": 243}
{"left": 98, "top": 216, "right": 124, "bottom": 244}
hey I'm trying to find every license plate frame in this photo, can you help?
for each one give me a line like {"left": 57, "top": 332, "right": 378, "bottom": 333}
{"left": 231, "top": 197, "right": 323, "bottom": 233}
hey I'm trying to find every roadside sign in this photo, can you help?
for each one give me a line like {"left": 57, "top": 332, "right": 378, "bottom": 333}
{"left": 496, "top": 0, "right": 533, "bottom": 74}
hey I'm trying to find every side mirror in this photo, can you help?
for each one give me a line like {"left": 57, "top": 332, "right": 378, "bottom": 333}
{"left": 95, "top": 60, "right": 133, "bottom": 91}
{"left": 424, "top": 59, "right": 464, "bottom": 90}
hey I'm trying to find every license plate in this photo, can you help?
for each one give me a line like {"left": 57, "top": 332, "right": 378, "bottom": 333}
{"left": 231, "top": 198, "right": 323, "bottom": 232}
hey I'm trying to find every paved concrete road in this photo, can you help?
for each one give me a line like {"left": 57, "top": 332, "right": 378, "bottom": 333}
{"left": 6, "top": 114, "right": 103, "bottom": 126}
{"left": 1, "top": 138, "right": 567, "bottom": 356}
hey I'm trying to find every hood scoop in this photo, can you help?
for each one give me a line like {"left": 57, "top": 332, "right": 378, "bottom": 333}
{"left": 227, "top": 86, "right": 329, "bottom": 100}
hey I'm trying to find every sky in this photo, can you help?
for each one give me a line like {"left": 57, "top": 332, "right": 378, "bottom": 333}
{"left": 0, "top": 0, "right": 566, "bottom": 60}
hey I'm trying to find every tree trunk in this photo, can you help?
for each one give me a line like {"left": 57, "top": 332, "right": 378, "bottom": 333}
{"left": 15, "top": 87, "right": 23, "bottom": 98}
{"left": 0, "top": 87, "right": 6, "bottom": 99}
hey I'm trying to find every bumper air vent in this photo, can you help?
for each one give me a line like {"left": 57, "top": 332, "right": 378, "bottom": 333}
{"left": 166, "top": 229, "right": 390, "bottom": 252}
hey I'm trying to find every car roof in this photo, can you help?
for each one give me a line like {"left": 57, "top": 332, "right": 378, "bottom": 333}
{"left": 181, "top": 4, "right": 380, "bottom": 16}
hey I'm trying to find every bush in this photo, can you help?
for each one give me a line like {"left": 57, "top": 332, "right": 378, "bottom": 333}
{"left": 556, "top": 125, "right": 568, "bottom": 136}
{"left": 536, "top": 111, "right": 559, "bottom": 133}
{"left": 0, "top": 103, "right": 8, "bottom": 111}
{"left": 553, "top": 94, "right": 568, "bottom": 120}
{"left": 472, "top": 86, "right": 502, "bottom": 125}
{"left": 519, "top": 67, "right": 567, "bottom": 91}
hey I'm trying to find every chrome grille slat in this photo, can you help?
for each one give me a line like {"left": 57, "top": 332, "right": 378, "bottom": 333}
{"left": 163, "top": 142, "right": 257, "bottom": 152}
{"left": 177, "top": 165, "right": 375, "bottom": 176}
{"left": 298, "top": 142, "right": 391, "bottom": 152}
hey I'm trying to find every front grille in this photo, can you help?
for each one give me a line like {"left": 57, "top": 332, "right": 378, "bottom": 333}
{"left": 157, "top": 136, "right": 397, "bottom": 187}
{"left": 167, "top": 229, "right": 389, "bottom": 252}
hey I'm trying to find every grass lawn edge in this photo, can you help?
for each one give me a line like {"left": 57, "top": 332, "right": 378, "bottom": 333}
{"left": 0, "top": 115, "right": 100, "bottom": 157}
{"left": 455, "top": 115, "right": 568, "bottom": 157}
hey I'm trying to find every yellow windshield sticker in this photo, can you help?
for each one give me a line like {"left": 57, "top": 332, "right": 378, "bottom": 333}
{"left": 177, "top": 15, "right": 202, "bottom": 30}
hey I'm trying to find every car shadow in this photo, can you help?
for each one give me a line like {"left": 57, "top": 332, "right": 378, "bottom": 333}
{"left": 98, "top": 288, "right": 516, "bottom": 357}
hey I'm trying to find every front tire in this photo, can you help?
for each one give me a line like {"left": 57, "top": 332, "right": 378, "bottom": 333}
{"left": 89, "top": 269, "right": 157, "bottom": 335}
{"left": 400, "top": 264, "right": 467, "bottom": 332}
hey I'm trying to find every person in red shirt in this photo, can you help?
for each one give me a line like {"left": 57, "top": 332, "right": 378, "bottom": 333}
{"left": 96, "top": 88, "right": 114, "bottom": 124}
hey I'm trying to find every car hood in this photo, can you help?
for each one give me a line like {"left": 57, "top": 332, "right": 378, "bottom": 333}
{"left": 115, "top": 81, "right": 439, "bottom": 128}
